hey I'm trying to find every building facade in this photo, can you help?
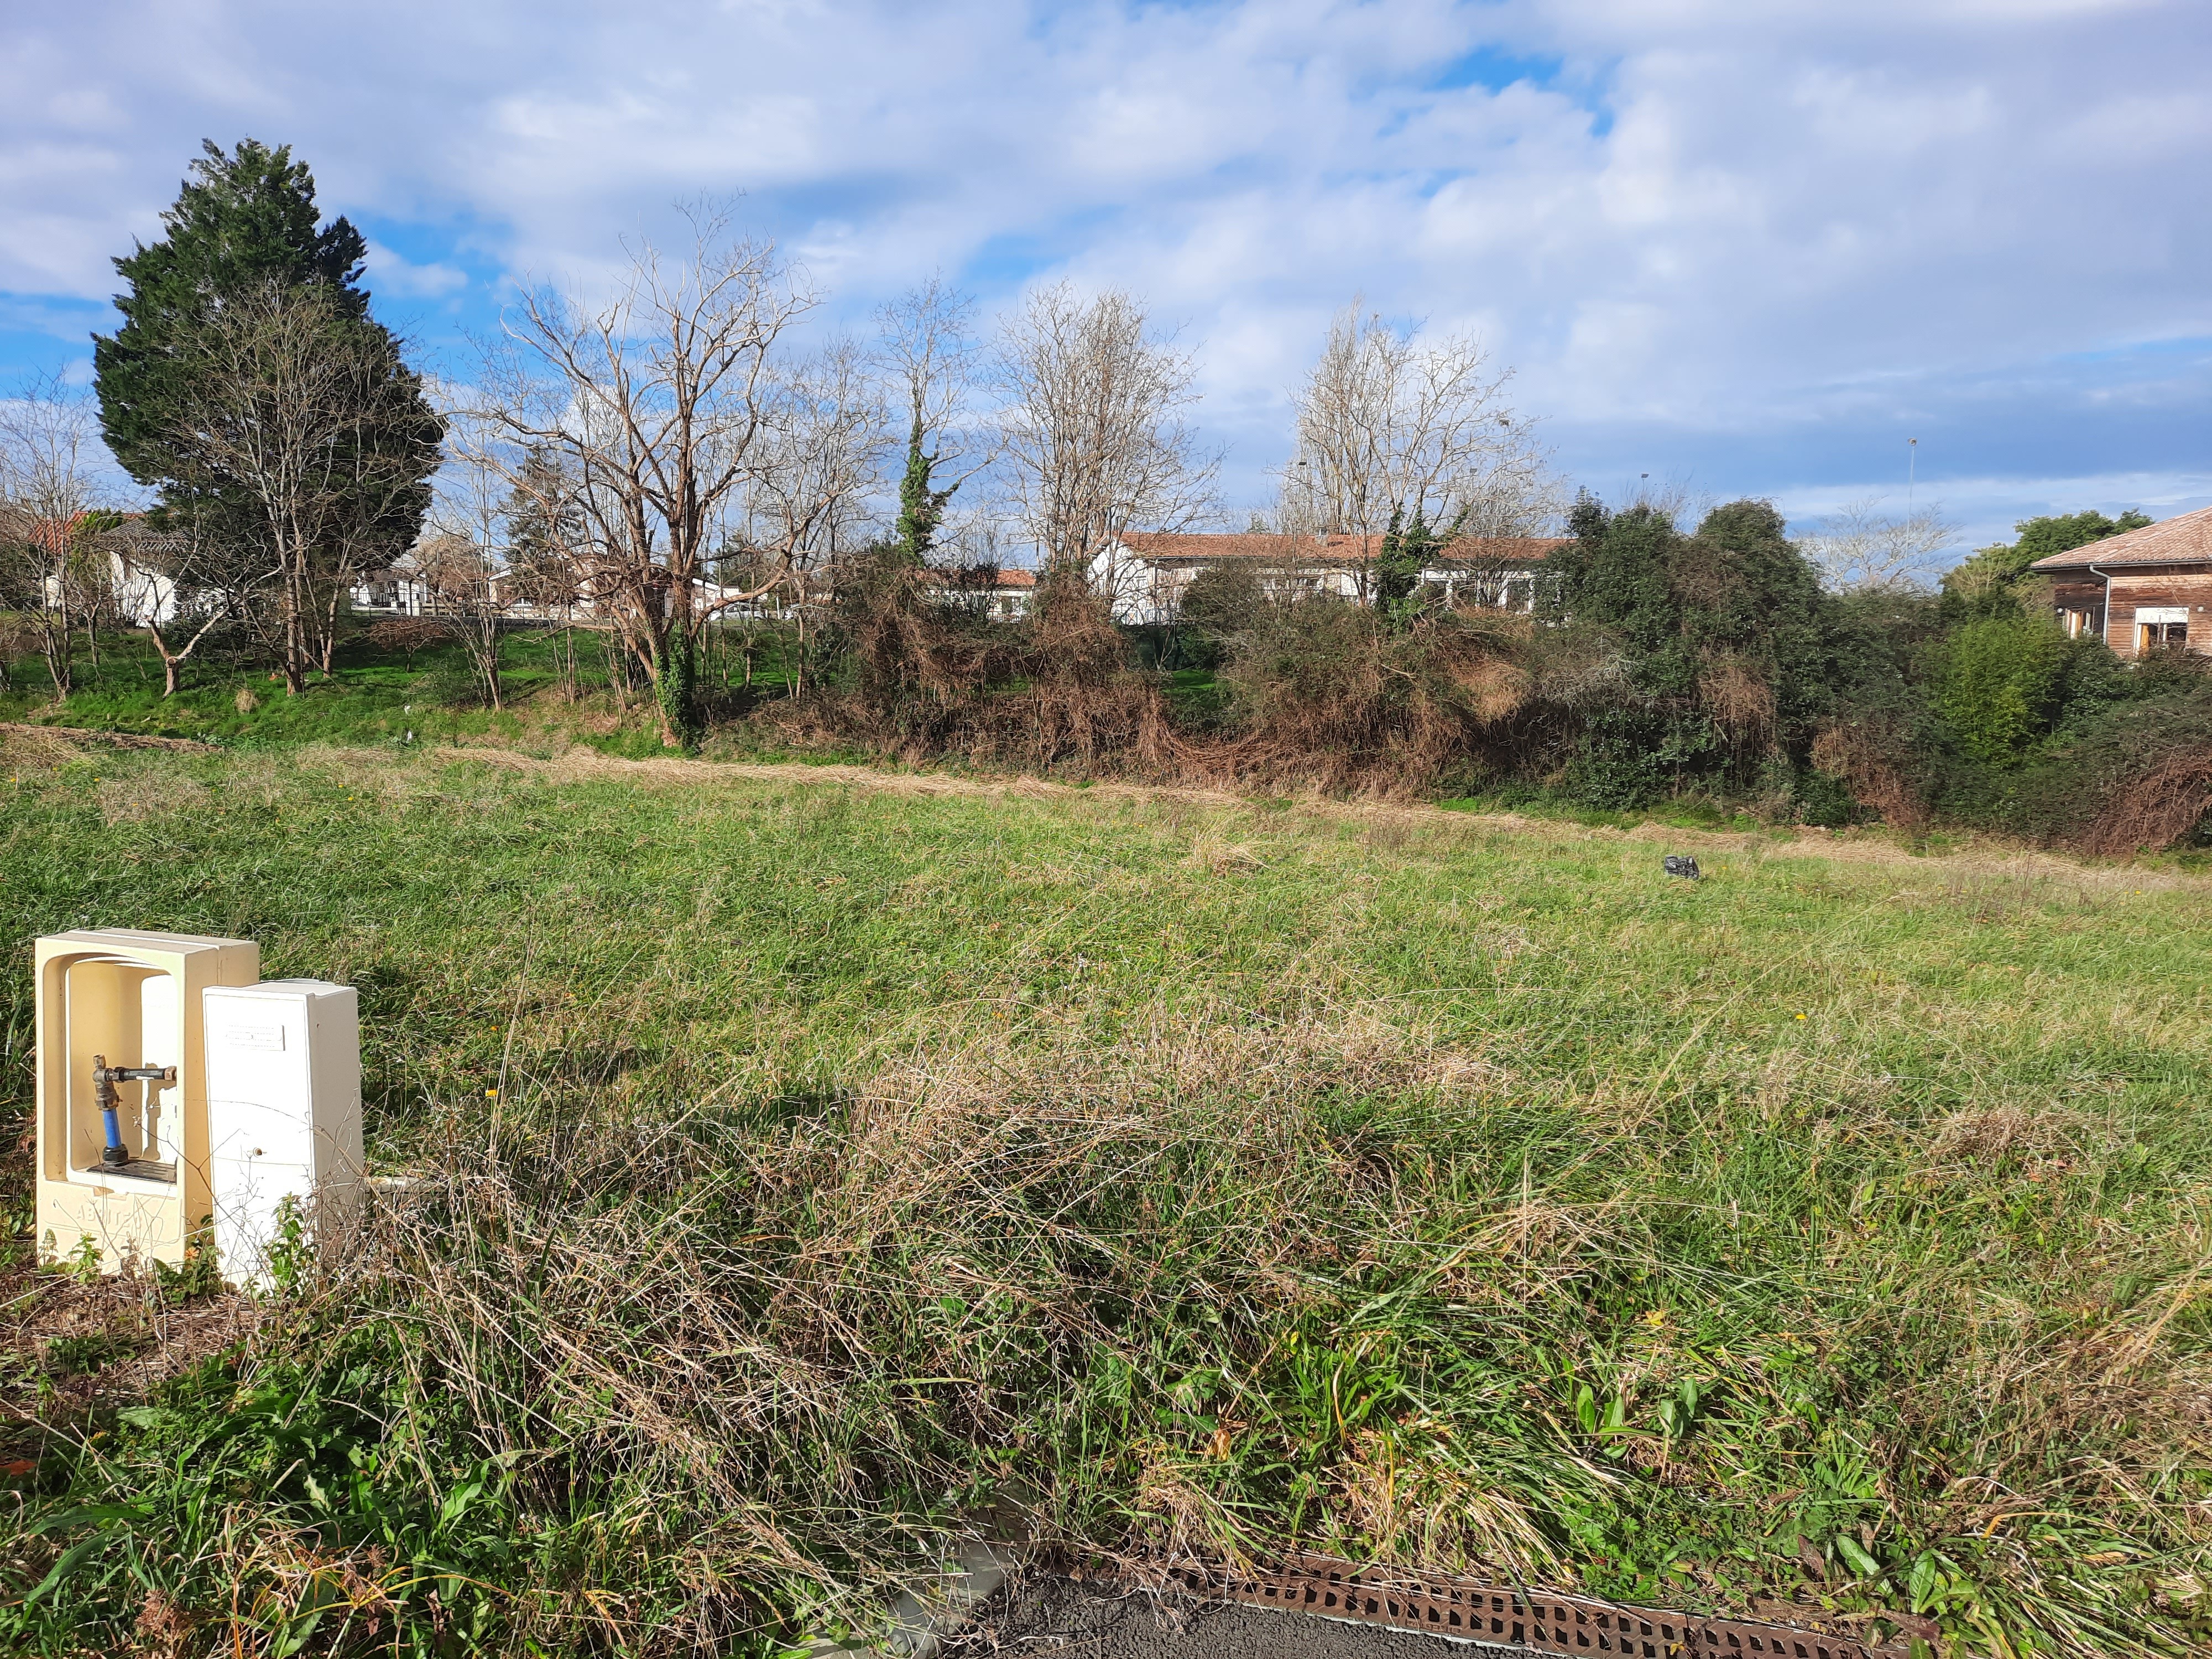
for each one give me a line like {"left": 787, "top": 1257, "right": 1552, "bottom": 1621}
{"left": 1087, "top": 531, "right": 1572, "bottom": 627}
{"left": 2030, "top": 504, "right": 2212, "bottom": 656}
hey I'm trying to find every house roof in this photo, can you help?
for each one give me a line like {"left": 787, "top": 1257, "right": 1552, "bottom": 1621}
{"left": 2027, "top": 504, "right": 2212, "bottom": 571}
{"left": 921, "top": 566, "right": 1035, "bottom": 589}
{"left": 1115, "top": 531, "right": 1569, "bottom": 566}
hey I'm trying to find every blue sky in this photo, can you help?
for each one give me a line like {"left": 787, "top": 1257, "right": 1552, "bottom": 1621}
{"left": 4, "top": 0, "right": 2206, "bottom": 555}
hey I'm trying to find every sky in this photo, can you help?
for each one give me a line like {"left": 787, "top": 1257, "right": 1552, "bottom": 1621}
{"left": 3, "top": 0, "right": 2207, "bottom": 557}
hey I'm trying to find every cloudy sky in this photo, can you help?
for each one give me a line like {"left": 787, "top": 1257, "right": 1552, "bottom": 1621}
{"left": 4, "top": 0, "right": 2206, "bottom": 555}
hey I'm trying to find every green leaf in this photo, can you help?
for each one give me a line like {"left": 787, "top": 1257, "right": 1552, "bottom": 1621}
{"left": 438, "top": 1479, "right": 486, "bottom": 1528}
{"left": 1908, "top": 1551, "right": 1938, "bottom": 1612}
{"left": 28, "top": 1501, "right": 148, "bottom": 1536}
{"left": 1835, "top": 1534, "right": 1881, "bottom": 1578}
{"left": 24, "top": 1533, "right": 111, "bottom": 1605}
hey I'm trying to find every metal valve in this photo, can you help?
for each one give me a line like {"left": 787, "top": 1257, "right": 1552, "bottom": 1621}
{"left": 91, "top": 1053, "right": 178, "bottom": 1168}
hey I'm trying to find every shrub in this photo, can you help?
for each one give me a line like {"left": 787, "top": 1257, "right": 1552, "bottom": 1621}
{"left": 363, "top": 615, "right": 451, "bottom": 665}
{"left": 1542, "top": 498, "right": 1838, "bottom": 806}
{"left": 1173, "top": 564, "right": 1267, "bottom": 670}
{"left": 1934, "top": 615, "right": 2068, "bottom": 765}
{"left": 1216, "top": 597, "right": 1529, "bottom": 794}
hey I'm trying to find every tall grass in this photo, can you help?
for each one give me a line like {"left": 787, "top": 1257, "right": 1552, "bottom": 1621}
{"left": 1, "top": 739, "right": 2206, "bottom": 1656}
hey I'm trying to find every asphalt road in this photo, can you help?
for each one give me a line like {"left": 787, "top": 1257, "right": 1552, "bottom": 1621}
{"left": 957, "top": 1578, "right": 1522, "bottom": 1659}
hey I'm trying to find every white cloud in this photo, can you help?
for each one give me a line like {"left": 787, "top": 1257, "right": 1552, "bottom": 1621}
{"left": 362, "top": 242, "right": 467, "bottom": 300}
{"left": 0, "top": 0, "right": 2203, "bottom": 542}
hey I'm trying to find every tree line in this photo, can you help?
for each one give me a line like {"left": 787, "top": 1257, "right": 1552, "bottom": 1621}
{"left": 1, "top": 138, "right": 2203, "bottom": 851}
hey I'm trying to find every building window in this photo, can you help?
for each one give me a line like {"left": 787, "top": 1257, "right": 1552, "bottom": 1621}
{"left": 2135, "top": 607, "right": 2189, "bottom": 653}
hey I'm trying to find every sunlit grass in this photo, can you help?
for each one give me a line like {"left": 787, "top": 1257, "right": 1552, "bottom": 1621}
{"left": 1, "top": 740, "right": 2206, "bottom": 1656}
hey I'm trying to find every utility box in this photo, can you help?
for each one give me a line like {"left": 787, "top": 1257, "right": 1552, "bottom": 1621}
{"left": 33, "top": 928, "right": 260, "bottom": 1273}
{"left": 33, "top": 931, "right": 366, "bottom": 1285}
{"left": 204, "top": 980, "right": 366, "bottom": 1285}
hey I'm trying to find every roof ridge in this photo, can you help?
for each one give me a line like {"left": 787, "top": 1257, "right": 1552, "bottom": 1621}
{"left": 2027, "top": 503, "right": 2212, "bottom": 570}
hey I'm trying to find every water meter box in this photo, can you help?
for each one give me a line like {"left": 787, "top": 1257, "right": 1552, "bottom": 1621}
{"left": 204, "top": 981, "right": 366, "bottom": 1286}
{"left": 34, "top": 929, "right": 260, "bottom": 1272}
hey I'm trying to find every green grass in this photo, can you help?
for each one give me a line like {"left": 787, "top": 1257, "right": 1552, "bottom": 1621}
{"left": 0, "top": 617, "right": 802, "bottom": 757}
{"left": 1, "top": 738, "right": 2208, "bottom": 1657}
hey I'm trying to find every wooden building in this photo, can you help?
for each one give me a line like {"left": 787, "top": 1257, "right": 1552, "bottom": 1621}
{"left": 2030, "top": 504, "right": 2212, "bottom": 656}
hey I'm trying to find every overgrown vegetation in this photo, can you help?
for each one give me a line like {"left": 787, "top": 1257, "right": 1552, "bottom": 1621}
{"left": 783, "top": 495, "right": 2210, "bottom": 855}
{"left": 5, "top": 135, "right": 2203, "bottom": 851}
{"left": 2, "top": 740, "right": 2207, "bottom": 1656}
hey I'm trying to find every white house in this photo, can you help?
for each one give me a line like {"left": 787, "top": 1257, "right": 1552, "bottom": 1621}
{"left": 920, "top": 566, "right": 1037, "bottom": 619}
{"left": 1086, "top": 531, "right": 1573, "bottom": 626}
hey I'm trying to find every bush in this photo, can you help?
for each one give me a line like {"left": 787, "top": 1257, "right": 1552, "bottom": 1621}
{"left": 1173, "top": 565, "right": 1267, "bottom": 669}
{"left": 363, "top": 615, "right": 451, "bottom": 665}
{"left": 1216, "top": 597, "right": 1530, "bottom": 794}
{"left": 1542, "top": 499, "right": 1838, "bottom": 806}
{"left": 1791, "top": 768, "right": 1859, "bottom": 828}
{"left": 1934, "top": 615, "right": 2068, "bottom": 765}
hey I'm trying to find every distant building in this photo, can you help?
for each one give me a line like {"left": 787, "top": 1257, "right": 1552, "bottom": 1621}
{"left": 2030, "top": 505, "right": 2212, "bottom": 656}
{"left": 1087, "top": 531, "right": 1573, "bottom": 626}
{"left": 920, "top": 565, "right": 1036, "bottom": 619}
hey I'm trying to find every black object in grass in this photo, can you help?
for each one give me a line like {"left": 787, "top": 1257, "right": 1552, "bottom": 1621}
{"left": 1663, "top": 855, "right": 1701, "bottom": 881}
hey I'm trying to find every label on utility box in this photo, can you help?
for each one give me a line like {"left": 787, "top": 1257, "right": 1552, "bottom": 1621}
{"left": 221, "top": 1024, "right": 285, "bottom": 1051}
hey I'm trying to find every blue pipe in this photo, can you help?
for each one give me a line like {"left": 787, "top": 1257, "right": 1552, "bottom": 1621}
{"left": 102, "top": 1104, "right": 127, "bottom": 1157}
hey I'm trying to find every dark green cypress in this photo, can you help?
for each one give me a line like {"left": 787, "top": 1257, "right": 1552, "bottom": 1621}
{"left": 92, "top": 140, "right": 440, "bottom": 622}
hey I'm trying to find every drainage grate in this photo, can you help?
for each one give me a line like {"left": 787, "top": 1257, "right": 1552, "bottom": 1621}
{"left": 1168, "top": 1551, "right": 1881, "bottom": 1659}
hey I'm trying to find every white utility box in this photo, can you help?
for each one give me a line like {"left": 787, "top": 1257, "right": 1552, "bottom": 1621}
{"left": 32, "top": 929, "right": 364, "bottom": 1285}
{"left": 204, "top": 980, "right": 365, "bottom": 1286}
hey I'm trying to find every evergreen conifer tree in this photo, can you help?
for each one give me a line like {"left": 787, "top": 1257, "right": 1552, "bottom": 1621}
{"left": 93, "top": 139, "right": 440, "bottom": 687}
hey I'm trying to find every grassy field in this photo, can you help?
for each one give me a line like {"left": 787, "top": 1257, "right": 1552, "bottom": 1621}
{"left": 1, "top": 733, "right": 2208, "bottom": 1657}
{"left": 0, "top": 618, "right": 810, "bottom": 758}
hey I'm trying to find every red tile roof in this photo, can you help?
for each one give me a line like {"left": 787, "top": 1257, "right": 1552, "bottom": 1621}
{"left": 921, "top": 567, "right": 1035, "bottom": 589}
{"left": 2027, "top": 505, "right": 2212, "bottom": 570}
{"left": 1117, "top": 531, "right": 1569, "bottom": 565}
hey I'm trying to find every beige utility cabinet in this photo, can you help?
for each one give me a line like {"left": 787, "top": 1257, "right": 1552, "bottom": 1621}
{"left": 34, "top": 928, "right": 260, "bottom": 1272}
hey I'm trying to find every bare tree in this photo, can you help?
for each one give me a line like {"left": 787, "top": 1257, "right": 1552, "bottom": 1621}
{"left": 742, "top": 338, "right": 887, "bottom": 590}
{"left": 877, "top": 276, "right": 988, "bottom": 564}
{"left": 416, "top": 484, "right": 514, "bottom": 710}
{"left": 163, "top": 282, "right": 439, "bottom": 694}
{"left": 102, "top": 517, "right": 255, "bottom": 697}
{"left": 1278, "top": 303, "right": 1552, "bottom": 599}
{"left": 1800, "top": 498, "right": 1953, "bottom": 593}
{"left": 0, "top": 374, "right": 112, "bottom": 697}
{"left": 993, "top": 284, "right": 1218, "bottom": 592}
{"left": 741, "top": 337, "right": 888, "bottom": 692}
{"left": 469, "top": 205, "right": 874, "bottom": 744}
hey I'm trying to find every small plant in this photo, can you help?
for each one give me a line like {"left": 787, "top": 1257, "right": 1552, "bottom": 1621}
{"left": 62, "top": 1233, "right": 101, "bottom": 1283}
{"left": 44, "top": 1332, "right": 130, "bottom": 1376}
{"left": 154, "top": 1220, "right": 223, "bottom": 1301}
{"left": 264, "top": 1195, "right": 311, "bottom": 1295}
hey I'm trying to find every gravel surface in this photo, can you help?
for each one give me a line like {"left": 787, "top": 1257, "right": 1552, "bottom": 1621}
{"left": 954, "top": 1577, "right": 1523, "bottom": 1659}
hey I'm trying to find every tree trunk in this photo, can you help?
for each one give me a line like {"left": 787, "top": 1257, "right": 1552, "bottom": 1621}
{"left": 43, "top": 626, "right": 72, "bottom": 698}
{"left": 284, "top": 552, "right": 312, "bottom": 695}
{"left": 654, "top": 632, "right": 697, "bottom": 749}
